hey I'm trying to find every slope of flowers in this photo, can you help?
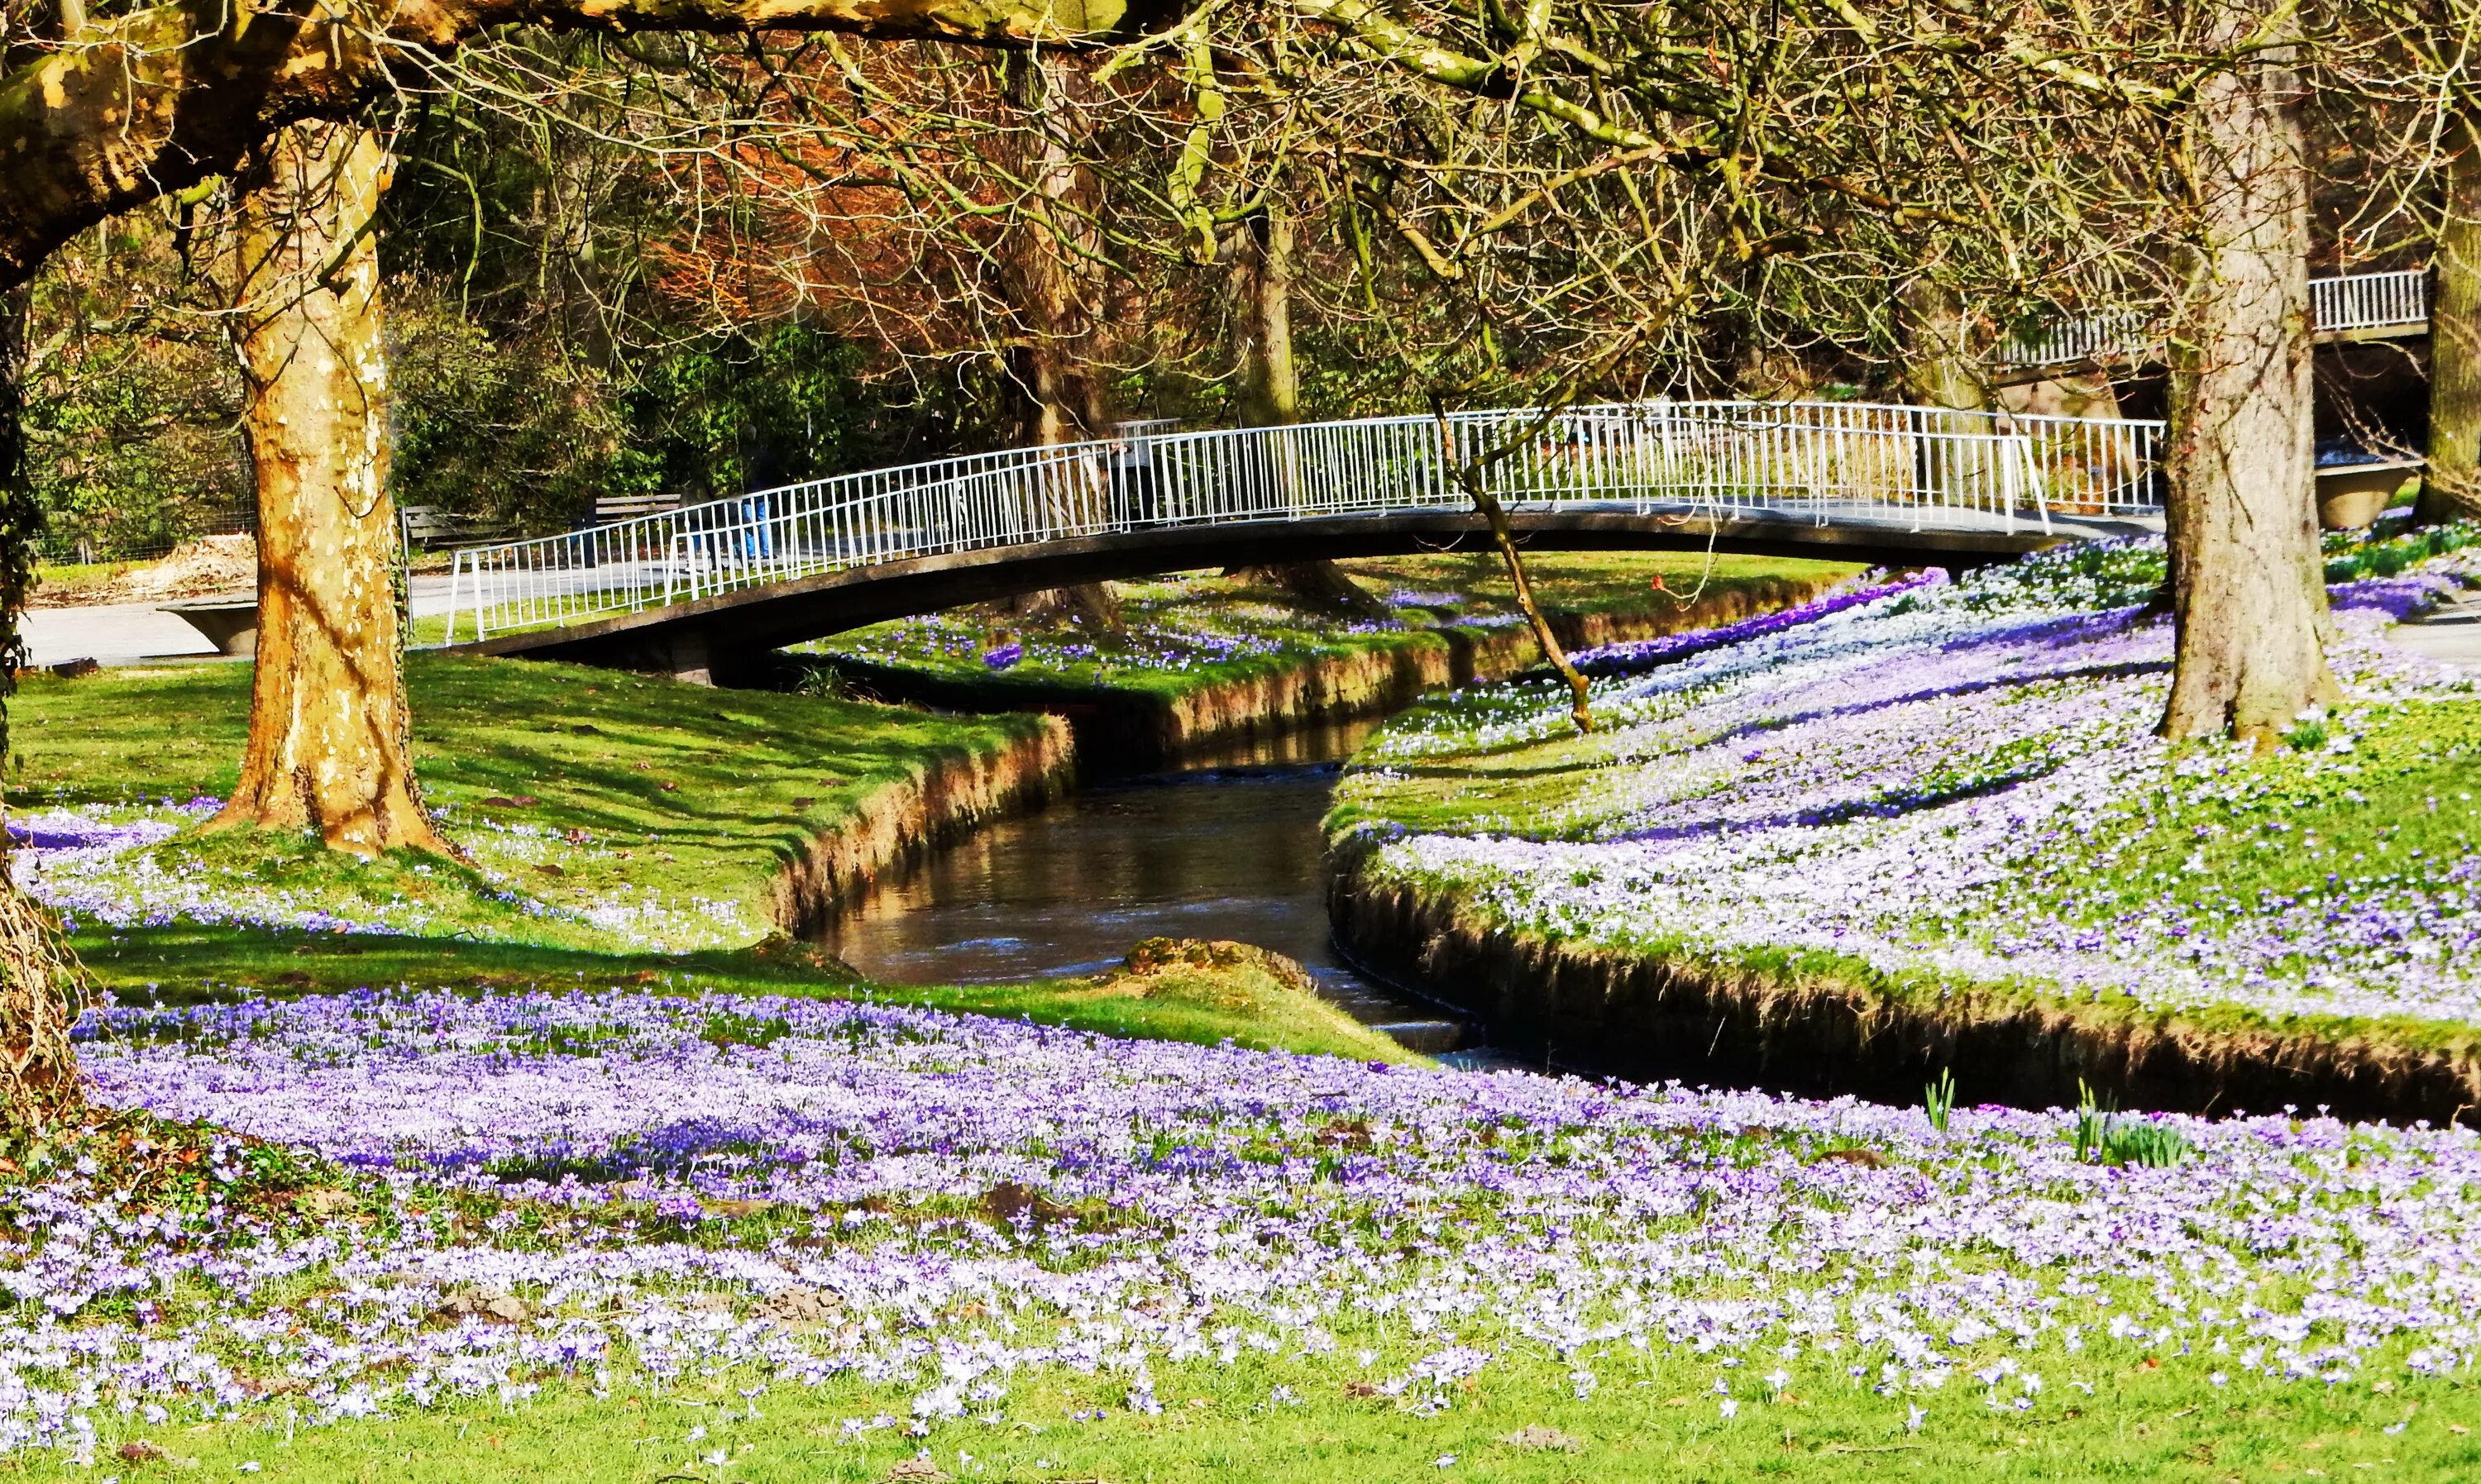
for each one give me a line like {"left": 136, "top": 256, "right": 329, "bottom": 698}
{"left": 0, "top": 988, "right": 2471, "bottom": 1459}
{"left": 1567, "top": 570, "right": 1939, "bottom": 676}
{"left": 9, "top": 801, "right": 757, "bottom": 952}
{"left": 1339, "top": 537, "right": 2481, "bottom": 1026}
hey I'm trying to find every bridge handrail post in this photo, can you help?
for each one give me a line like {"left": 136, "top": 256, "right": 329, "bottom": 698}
{"left": 445, "top": 550, "right": 466, "bottom": 646}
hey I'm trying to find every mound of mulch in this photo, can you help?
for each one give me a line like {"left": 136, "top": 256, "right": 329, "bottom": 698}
{"left": 33, "top": 535, "right": 257, "bottom": 608}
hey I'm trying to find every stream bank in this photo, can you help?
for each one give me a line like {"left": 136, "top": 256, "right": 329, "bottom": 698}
{"left": 813, "top": 572, "right": 1844, "bottom": 772}
{"left": 770, "top": 718, "right": 1076, "bottom": 938}
{"left": 1325, "top": 785, "right": 2481, "bottom": 1125}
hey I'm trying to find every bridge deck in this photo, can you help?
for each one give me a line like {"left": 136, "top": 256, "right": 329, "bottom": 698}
{"left": 442, "top": 501, "right": 2160, "bottom": 682}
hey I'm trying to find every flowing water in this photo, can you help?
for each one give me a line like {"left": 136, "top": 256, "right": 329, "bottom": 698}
{"left": 818, "top": 717, "right": 1475, "bottom": 1054}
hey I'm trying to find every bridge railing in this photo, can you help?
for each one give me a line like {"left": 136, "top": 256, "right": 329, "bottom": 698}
{"left": 2312, "top": 268, "right": 2428, "bottom": 334}
{"left": 2002, "top": 267, "right": 2431, "bottom": 368}
{"left": 439, "top": 400, "right": 2162, "bottom": 644}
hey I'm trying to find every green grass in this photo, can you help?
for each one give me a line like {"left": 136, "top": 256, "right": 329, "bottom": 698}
{"left": 814, "top": 551, "right": 1862, "bottom": 697}
{"left": 12, "top": 651, "right": 1059, "bottom": 949}
{"left": 28, "top": 559, "right": 141, "bottom": 600}
{"left": 15, "top": 653, "right": 1422, "bottom": 1063}
{"left": 17, "top": 1339, "right": 2476, "bottom": 1481}
{"left": 2026, "top": 697, "right": 2481, "bottom": 936}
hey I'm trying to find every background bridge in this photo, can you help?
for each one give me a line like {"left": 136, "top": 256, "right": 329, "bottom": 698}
{"left": 433, "top": 400, "right": 2165, "bottom": 683}
{"left": 2001, "top": 267, "right": 2431, "bottom": 372}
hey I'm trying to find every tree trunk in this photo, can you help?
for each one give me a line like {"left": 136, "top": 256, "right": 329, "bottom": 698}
{"left": 1230, "top": 204, "right": 1384, "bottom": 615}
{"left": 1897, "top": 278, "right": 1990, "bottom": 414}
{"left": 2158, "top": 13, "right": 2337, "bottom": 743}
{"left": 1238, "top": 205, "right": 1298, "bottom": 428}
{"left": 0, "top": 282, "right": 84, "bottom": 1133}
{"left": 995, "top": 53, "right": 1116, "bottom": 628}
{"left": 214, "top": 122, "right": 446, "bottom": 855}
{"left": 2423, "top": 117, "right": 2481, "bottom": 524}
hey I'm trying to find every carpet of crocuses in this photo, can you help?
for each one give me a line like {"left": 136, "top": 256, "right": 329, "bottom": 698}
{"left": 0, "top": 985, "right": 2471, "bottom": 1462}
{"left": 1341, "top": 532, "right": 2481, "bottom": 1026}
{"left": 8, "top": 802, "right": 757, "bottom": 953}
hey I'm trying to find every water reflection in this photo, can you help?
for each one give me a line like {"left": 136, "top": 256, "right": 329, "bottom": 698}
{"left": 819, "top": 718, "right": 1468, "bottom": 1051}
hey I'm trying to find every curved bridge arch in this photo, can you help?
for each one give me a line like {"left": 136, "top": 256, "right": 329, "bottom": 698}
{"left": 433, "top": 400, "right": 2166, "bottom": 683}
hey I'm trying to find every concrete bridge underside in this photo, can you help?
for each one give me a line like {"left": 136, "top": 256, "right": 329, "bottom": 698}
{"left": 447, "top": 505, "right": 2156, "bottom": 685}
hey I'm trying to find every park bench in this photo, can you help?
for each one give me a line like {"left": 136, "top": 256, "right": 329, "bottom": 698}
{"left": 586, "top": 493, "right": 684, "bottom": 527}
{"left": 399, "top": 505, "right": 517, "bottom": 551}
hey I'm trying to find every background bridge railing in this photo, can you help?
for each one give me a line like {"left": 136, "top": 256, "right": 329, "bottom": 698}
{"left": 2312, "top": 268, "right": 2429, "bottom": 334}
{"left": 439, "top": 400, "right": 2163, "bottom": 645}
{"left": 2002, "top": 267, "right": 2432, "bottom": 368}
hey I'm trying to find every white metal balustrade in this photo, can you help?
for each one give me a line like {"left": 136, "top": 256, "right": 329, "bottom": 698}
{"left": 2003, "top": 268, "right": 2433, "bottom": 368}
{"left": 435, "top": 400, "right": 2164, "bottom": 646}
{"left": 2312, "top": 268, "right": 2429, "bottom": 334}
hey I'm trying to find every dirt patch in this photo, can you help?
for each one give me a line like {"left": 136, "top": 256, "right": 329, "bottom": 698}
{"left": 34, "top": 536, "right": 256, "bottom": 608}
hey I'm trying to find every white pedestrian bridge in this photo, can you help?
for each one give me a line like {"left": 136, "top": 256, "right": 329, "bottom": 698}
{"left": 2002, "top": 267, "right": 2430, "bottom": 369}
{"left": 432, "top": 399, "right": 2165, "bottom": 681}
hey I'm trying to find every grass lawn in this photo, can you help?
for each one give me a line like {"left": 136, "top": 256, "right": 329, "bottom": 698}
{"left": 12, "top": 651, "right": 1059, "bottom": 952}
{"left": 7, "top": 652, "right": 1409, "bottom": 1063}
{"left": 16, "top": 983, "right": 2479, "bottom": 1479}
{"left": 812, "top": 551, "right": 1862, "bottom": 698}
{"left": 17, "top": 1345, "right": 2469, "bottom": 1482}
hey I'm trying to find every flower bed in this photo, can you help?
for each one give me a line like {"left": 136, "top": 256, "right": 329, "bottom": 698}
{"left": 1334, "top": 537, "right": 2481, "bottom": 1030}
{"left": 1566, "top": 570, "right": 1944, "bottom": 676}
{"left": 5, "top": 987, "right": 2474, "bottom": 1464}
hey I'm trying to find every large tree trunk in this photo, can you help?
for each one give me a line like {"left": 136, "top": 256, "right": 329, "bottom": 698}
{"left": 214, "top": 122, "right": 446, "bottom": 856}
{"left": 1896, "top": 278, "right": 1990, "bottom": 414}
{"left": 994, "top": 54, "right": 1118, "bottom": 630}
{"left": 2158, "top": 11, "right": 2337, "bottom": 742}
{"left": 1229, "top": 203, "right": 1384, "bottom": 615}
{"left": 2423, "top": 117, "right": 2481, "bottom": 525}
{"left": 0, "top": 283, "right": 84, "bottom": 1133}
{"left": 0, "top": 0, "right": 1188, "bottom": 293}
{"left": 1238, "top": 205, "right": 1298, "bottom": 428}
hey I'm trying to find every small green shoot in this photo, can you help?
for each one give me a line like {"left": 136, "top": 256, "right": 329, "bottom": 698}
{"left": 2072, "top": 1080, "right": 2193, "bottom": 1168}
{"left": 1923, "top": 1066, "right": 1957, "bottom": 1134}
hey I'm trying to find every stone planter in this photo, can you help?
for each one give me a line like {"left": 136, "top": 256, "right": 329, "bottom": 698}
{"left": 161, "top": 595, "right": 258, "bottom": 657}
{"left": 2316, "top": 460, "right": 2421, "bottom": 530}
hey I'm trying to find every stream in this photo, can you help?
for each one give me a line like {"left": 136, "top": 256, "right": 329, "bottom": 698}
{"left": 817, "top": 716, "right": 1480, "bottom": 1057}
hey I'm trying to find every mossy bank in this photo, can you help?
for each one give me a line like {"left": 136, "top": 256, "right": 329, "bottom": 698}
{"left": 1326, "top": 836, "right": 2481, "bottom": 1123}
{"left": 818, "top": 556, "right": 1855, "bottom": 770}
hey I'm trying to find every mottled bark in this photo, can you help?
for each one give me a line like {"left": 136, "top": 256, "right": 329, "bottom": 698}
{"left": 0, "top": 283, "right": 84, "bottom": 1133}
{"left": 2423, "top": 119, "right": 2481, "bottom": 525}
{"left": 0, "top": 0, "right": 1183, "bottom": 290}
{"left": 2158, "top": 12, "right": 2337, "bottom": 742}
{"left": 214, "top": 122, "right": 446, "bottom": 855}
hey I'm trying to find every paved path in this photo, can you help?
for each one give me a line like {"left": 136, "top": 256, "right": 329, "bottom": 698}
{"left": 20, "top": 575, "right": 466, "bottom": 669}
{"left": 22, "top": 602, "right": 221, "bottom": 668}
{"left": 2389, "top": 590, "right": 2481, "bottom": 673}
